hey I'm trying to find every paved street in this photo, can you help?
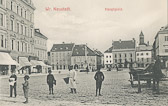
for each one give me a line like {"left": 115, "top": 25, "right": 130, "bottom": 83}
{"left": 1, "top": 69, "right": 168, "bottom": 106}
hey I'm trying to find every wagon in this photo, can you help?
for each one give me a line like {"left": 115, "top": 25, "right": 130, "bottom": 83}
{"left": 129, "top": 63, "right": 154, "bottom": 87}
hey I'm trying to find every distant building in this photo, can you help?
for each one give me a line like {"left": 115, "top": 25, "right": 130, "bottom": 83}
{"left": 71, "top": 44, "right": 97, "bottom": 71}
{"left": 94, "top": 49, "right": 104, "bottom": 68}
{"left": 104, "top": 46, "right": 113, "bottom": 68}
{"left": 34, "top": 29, "right": 48, "bottom": 63}
{"left": 136, "top": 31, "right": 153, "bottom": 67}
{"left": 153, "top": 25, "right": 168, "bottom": 68}
{"left": 49, "top": 43, "right": 75, "bottom": 70}
{"left": 112, "top": 39, "right": 136, "bottom": 68}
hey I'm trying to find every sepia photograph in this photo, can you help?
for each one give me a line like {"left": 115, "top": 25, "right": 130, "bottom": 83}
{"left": 0, "top": 0, "right": 168, "bottom": 106}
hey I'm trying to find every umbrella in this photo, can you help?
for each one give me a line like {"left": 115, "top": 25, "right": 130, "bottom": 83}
{"left": 63, "top": 77, "right": 69, "bottom": 84}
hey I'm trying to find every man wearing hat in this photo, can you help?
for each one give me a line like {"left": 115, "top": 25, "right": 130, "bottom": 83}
{"left": 9, "top": 70, "right": 17, "bottom": 97}
{"left": 94, "top": 66, "right": 105, "bottom": 96}
{"left": 47, "top": 70, "right": 56, "bottom": 95}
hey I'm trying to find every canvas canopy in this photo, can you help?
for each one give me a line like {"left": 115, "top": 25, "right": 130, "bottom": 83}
{"left": 0, "top": 52, "right": 19, "bottom": 65}
{"left": 19, "top": 57, "right": 32, "bottom": 68}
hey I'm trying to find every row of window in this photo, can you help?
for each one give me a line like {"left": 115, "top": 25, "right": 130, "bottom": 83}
{"left": 10, "top": 19, "right": 33, "bottom": 37}
{"left": 10, "top": 1, "right": 33, "bottom": 22}
{"left": 106, "top": 53, "right": 151, "bottom": 58}
{"left": 137, "top": 52, "right": 149, "bottom": 56}
{"left": 137, "top": 58, "right": 150, "bottom": 62}
{"left": 52, "top": 52, "right": 70, "bottom": 57}
{"left": 10, "top": 39, "right": 33, "bottom": 53}
{"left": 36, "top": 50, "right": 47, "bottom": 60}
{"left": 35, "top": 39, "right": 46, "bottom": 46}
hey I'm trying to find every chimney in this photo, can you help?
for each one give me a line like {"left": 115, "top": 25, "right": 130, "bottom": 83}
{"left": 62, "top": 42, "right": 65, "bottom": 44}
{"left": 119, "top": 39, "right": 121, "bottom": 43}
{"left": 132, "top": 38, "right": 135, "bottom": 42}
{"left": 147, "top": 41, "right": 149, "bottom": 46}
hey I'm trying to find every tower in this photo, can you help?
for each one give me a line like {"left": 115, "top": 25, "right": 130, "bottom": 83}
{"left": 139, "top": 31, "right": 144, "bottom": 45}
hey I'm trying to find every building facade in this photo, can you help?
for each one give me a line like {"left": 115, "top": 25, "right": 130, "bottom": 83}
{"left": 0, "top": 0, "right": 7, "bottom": 52}
{"left": 104, "top": 46, "right": 113, "bottom": 68}
{"left": 136, "top": 31, "right": 153, "bottom": 67}
{"left": 112, "top": 39, "right": 136, "bottom": 68}
{"left": 71, "top": 44, "right": 97, "bottom": 71}
{"left": 34, "top": 29, "right": 48, "bottom": 63}
{"left": 6, "top": 0, "right": 35, "bottom": 61}
{"left": 153, "top": 25, "right": 168, "bottom": 68}
{"left": 49, "top": 43, "right": 75, "bottom": 70}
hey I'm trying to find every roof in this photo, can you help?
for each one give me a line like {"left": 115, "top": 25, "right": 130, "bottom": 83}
{"left": 104, "top": 46, "right": 113, "bottom": 53}
{"left": 94, "top": 50, "right": 104, "bottom": 56}
{"left": 136, "top": 45, "right": 153, "bottom": 52}
{"left": 50, "top": 43, "right": 75, "bottom": 52}
{"left": 112, "top": 40, "right": 136, "bottom": 50}
{"left": 35, "top": 29, "right": 48, "bottom": 40}
{"left": 72, "top": 45, "right": 96, "bottom": 56}
{"left": 155, "top": 25, "right": 168, "bottom": 39}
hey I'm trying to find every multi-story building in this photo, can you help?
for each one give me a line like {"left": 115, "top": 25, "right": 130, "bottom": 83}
{"left": 0, "top": 0, "right": 7, "bottom": 52}
{"left": 71, "top": 44, "right": 97, "bottom": 71}
{"left": 136, "top": 31, "right": 153, "bottom": 67}
{"left": 6, "top": 0, "right": 36, "bottom": 62}
{"left": 94, "top": 50, "right": 104, "bottom": 68}
{"left": 34, "top": 29, "right": 48, "bottom": 63}
{"left": 104, "top": 46, "right": 113, "bottom": 68}
{"left": 153, "top": 25, "right": 168, "bottom": 68}
{"left": 49, "top": 43, "right": 75, "bottom": 70}
{"left": 112, "top": 39, "right": 136, "bottom": 68}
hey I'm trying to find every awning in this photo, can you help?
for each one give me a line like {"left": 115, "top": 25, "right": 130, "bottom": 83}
{"left": 0, "top": 52, "right": 19, "bottom": 65}
{"left": 37, "top": 61, "right": 47, "bottom": 66}
{"left": 30, "top": 60, "right": 40, "bottom": 66}
{"left": 19, "top": 57, "right": 32, "bottom": 67}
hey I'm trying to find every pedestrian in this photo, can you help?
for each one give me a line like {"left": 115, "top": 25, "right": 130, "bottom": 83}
{"left": 86, "top": 66, "right": 89, "bottom": 74}
{"left": 22, "top": 75, "right": 30, "bottom": 103}
{"left": 47, "top": 70, "right": 56, "bottom": 95}
{"left": 9, "top": 70, "right": 17, "bottom": 97}
{"left": 94, "top": 66, "right": 105, "bottom": 96}
{"left": 153, "top": 57, "right": 164, "bottom": 94}
{"left": 68, "top": 65, "right": 77, "bottom": 93}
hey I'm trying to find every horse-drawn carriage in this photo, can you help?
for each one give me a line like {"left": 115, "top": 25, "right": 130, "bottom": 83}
{"left": 129, "top": 63, "right": 168, "bottom": 93}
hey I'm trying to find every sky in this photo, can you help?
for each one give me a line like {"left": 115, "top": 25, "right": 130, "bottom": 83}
{"left": 32, "top": 0, "right": 167, "bottom": 52}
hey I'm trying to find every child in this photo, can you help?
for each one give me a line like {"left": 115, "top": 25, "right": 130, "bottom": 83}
{"left": 94, "top": 66, "right": 105, "bottom": 96}
{"left": 47, "top": 70, "right": 56, "bottom": 95}
{"left": 22, "top": 75, "right": 30, "bottom": 103}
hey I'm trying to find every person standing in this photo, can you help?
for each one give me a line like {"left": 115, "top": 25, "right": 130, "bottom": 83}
{"left": 153, "top": 57, "right": 163, "bottom": 94}
{"left": 22, "top": 75, "right": 30, "bottom": 104}
{"left": 47, "top": 70, "right": 56, "bottom": 95}
{"left": 68, "top": 65, "right": 77, "bottom": 93}
{"left": 9, "top": 71, "right": 17, "bottom": 97}
{"left": 94, "top": 67, "right": 105, "bottom": 96}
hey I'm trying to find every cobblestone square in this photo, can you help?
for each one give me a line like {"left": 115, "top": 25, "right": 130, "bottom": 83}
{"left": 1, "top": 70, "right": 168, "bottom": 106}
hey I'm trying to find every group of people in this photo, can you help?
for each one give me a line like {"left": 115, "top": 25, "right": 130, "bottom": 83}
{"left": 9, "top": 65, "right": 105, "bottom": 104}
{"left": 9, "top": 71, "right": 29, "bottom": 103}
{"left": 47, "top": 65, "right": 105, "bottom": 96}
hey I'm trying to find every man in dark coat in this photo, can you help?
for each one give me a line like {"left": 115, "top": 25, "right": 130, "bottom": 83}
{"left": 153, "top": 57, "right": 163, "bottom": 94}
{"left": 47, "top": 70, "right": 56, "bottom": 95}
{"left": 9, "top": 71, "right": 17, "bottom": 97}
{"left": 94, "top": 67, "right": 105, "bottom": 96}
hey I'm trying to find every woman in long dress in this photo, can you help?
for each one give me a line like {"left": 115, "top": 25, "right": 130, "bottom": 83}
{"left": 68, "top": 65, "right": 77, "bottom": 93}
